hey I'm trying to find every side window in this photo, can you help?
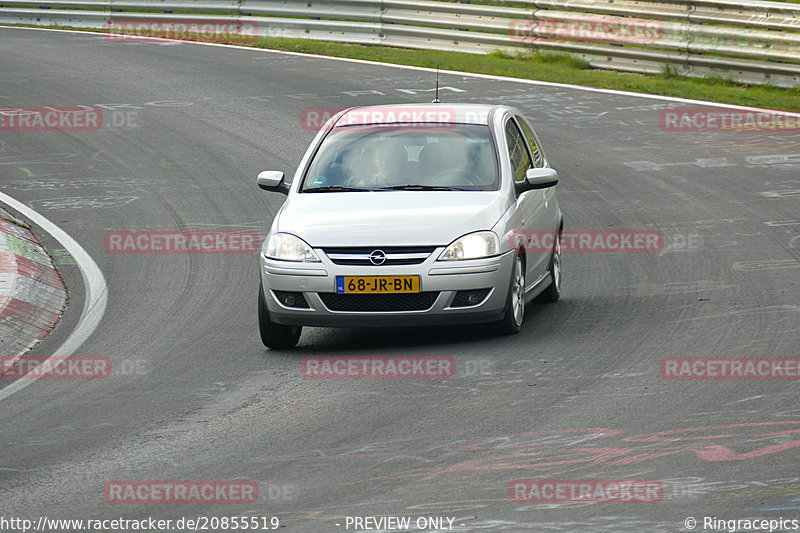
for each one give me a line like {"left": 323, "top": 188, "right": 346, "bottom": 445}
{"left": 517, "top": 117, "right": 544, "bottom": 168}
{"left": 504, "top": 119, "right": 532, "bottom": 183}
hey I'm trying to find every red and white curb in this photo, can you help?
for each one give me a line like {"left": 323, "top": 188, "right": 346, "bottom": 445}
{"left": 0, "top": 212, "right": 67, "bottom": 362}
{"left": 0, "top": 193, "right": 106, "bottom": 401}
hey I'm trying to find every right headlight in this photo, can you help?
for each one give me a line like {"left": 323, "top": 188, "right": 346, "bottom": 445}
{"left": 262, "top": 233, "right": 320, "bottom": 262}
{"left": 437, "top": 231, "right": 500, "bottom": 261}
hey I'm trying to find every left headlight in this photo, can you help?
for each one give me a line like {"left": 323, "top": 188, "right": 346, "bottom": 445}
{"left": 262, "top": 233, "right": 321, "bottom": 262}
{"left": 438, "top": 231, "right": 500, "bottom": 261}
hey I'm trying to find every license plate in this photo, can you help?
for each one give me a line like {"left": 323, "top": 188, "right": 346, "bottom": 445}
{"left": 336, "top": 275, "right": 420, "bottom": 294}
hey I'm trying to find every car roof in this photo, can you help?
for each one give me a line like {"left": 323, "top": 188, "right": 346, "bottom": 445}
{"left": 333, "top": 103, "right": 504, "bottom": 127}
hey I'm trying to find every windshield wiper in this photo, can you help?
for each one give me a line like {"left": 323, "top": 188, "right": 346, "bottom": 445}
{"left": 304, "top": 185, "right": 372, "bottom": 192}
{"left": 375, "top": 184, "right": 465, "bottom": 191}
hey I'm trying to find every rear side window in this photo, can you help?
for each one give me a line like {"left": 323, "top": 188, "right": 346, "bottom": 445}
{"left": 517, "top": 117, "right": 544, "bottom": 168}
{"left": 504, "top": 119, "right": 532, "bottom": 183}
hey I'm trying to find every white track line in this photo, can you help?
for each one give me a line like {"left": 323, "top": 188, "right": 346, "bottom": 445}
{"left": 0, "top": 192, "right": 108, "bottom": 401}
{"left": 2, "top": 24, "right": 799, "bottom": 116}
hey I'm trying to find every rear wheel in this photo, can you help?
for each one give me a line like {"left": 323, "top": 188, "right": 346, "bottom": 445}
{"left": 537, "top": 228, "right": 561, "bottom": 303}
{"left": 258, "top": 282, "right": 301, "bottom": 349}
{"left": 497, "top": 252, "right": 525, "bottom": 335}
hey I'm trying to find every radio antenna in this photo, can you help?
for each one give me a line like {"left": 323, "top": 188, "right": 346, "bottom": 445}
{"left": 432, "top": 66, "right": 440, "bottom": 104}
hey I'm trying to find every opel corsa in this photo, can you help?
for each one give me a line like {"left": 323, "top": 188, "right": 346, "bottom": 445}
{"left": 257, "top": 103, "right": 563, "bottom": 349}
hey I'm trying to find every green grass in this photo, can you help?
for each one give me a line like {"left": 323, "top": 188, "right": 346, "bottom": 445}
{"left": 249, "top": 37, "right": 800, "bottom": 111}
{"left": 6, "top": 23, "right": 800, "bottom": 111}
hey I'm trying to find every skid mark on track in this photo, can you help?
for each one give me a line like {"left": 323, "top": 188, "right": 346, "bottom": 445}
{"left": 762, "top": 496, "right": 800, "bottom": 510}
{"left": 250, "top": 422, "right": 800, "bottom": 486}
{"left": 732, "top": 260, "right": 800, "bottom": 271}
{"left": 669, "top": 304, "right": 800, "bottom": 322}
{"left": 760, "top": 189, "right": 800, "bottom": 198}
{"left": 29, "top": 196, "right": 138, "bottom": 210}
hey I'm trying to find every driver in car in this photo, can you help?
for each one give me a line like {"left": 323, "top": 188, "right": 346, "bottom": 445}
{"left": 345, "top": 139, "right": 408, "bottom": 188}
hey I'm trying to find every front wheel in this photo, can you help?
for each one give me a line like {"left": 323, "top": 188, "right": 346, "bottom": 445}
{"left": 258, "top": 282, "right": 301, "bottom": 349}
{"left": 497, "top": 252, "right": 525, "bottom": 335}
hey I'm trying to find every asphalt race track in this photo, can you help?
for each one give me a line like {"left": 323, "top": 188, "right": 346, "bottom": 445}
{"left": 1, "top": 26, "right": 799, "bottom": 533}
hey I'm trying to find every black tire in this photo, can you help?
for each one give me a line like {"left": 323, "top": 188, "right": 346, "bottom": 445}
{"left": 497, "top": 252, "right": 525, "bottom": 335}
{"left": 537, "top": 228, "right": 561, "bottom": 303}
{"left": 258, "top": 282, "right": 301, "bottom": 349}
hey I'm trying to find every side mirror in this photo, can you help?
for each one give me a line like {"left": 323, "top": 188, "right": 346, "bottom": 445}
{"left": 525, "top": 168, "right": 558, "bottom": 189}
{"left": 257, "top": 170, "right": 290, "bottom": 195}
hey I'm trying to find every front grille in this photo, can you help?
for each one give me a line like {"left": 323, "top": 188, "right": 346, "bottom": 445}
{"left": 319, "top": 292, "right": 438, "bottom": 312}
{"left": 322, "top": 246, "right": 437, "bottom": 266}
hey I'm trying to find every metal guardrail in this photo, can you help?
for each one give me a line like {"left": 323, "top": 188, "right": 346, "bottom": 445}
{"left": 2, "top": 0, "right": 799, "bottom": 87}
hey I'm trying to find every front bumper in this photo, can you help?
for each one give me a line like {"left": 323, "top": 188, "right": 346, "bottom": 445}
{"left": 259, "top": 248, "right": 515, "bottom": 327}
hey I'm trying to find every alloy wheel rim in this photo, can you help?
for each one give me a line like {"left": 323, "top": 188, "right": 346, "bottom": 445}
{"left": 512, "top": 257, "right": 524, "bottom": 325}
{"left": 553, "top": 233, "right": 561, "bottom": 291}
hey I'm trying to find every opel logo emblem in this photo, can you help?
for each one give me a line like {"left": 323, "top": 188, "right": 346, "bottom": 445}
{"left": 369, "top": 249, "right": 387, "bottom": 265}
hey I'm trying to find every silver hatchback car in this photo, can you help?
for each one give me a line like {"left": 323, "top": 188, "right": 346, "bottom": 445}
{"left": 257, "top": 103, "right": 562, "bottom": 348}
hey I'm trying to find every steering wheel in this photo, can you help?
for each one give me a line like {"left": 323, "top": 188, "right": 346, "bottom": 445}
{"left": 431, "top": 169, "right": 484, "bottom": 186}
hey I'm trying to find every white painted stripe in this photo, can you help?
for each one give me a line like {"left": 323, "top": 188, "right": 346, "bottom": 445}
{"left": 0, "top": 192, "right": 108, "bottom": 401}
{"left": 2, "top": 25, "right": 798, "bottom": 116}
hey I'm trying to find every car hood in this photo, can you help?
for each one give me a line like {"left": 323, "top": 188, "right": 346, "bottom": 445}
{"left": 276, "top": 191, "right": 510, "bottom": 246}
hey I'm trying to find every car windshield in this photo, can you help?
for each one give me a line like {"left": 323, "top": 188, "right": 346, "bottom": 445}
{"left": 301, "top": 124, "right": 498, "bottom": 192}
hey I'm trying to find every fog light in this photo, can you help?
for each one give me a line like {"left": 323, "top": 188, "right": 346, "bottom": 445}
{"left": 272, "top": 290, "right": 310, "bottom": 309}
{"left": 451, "top": 288, "right": 491, "bottom": 308}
